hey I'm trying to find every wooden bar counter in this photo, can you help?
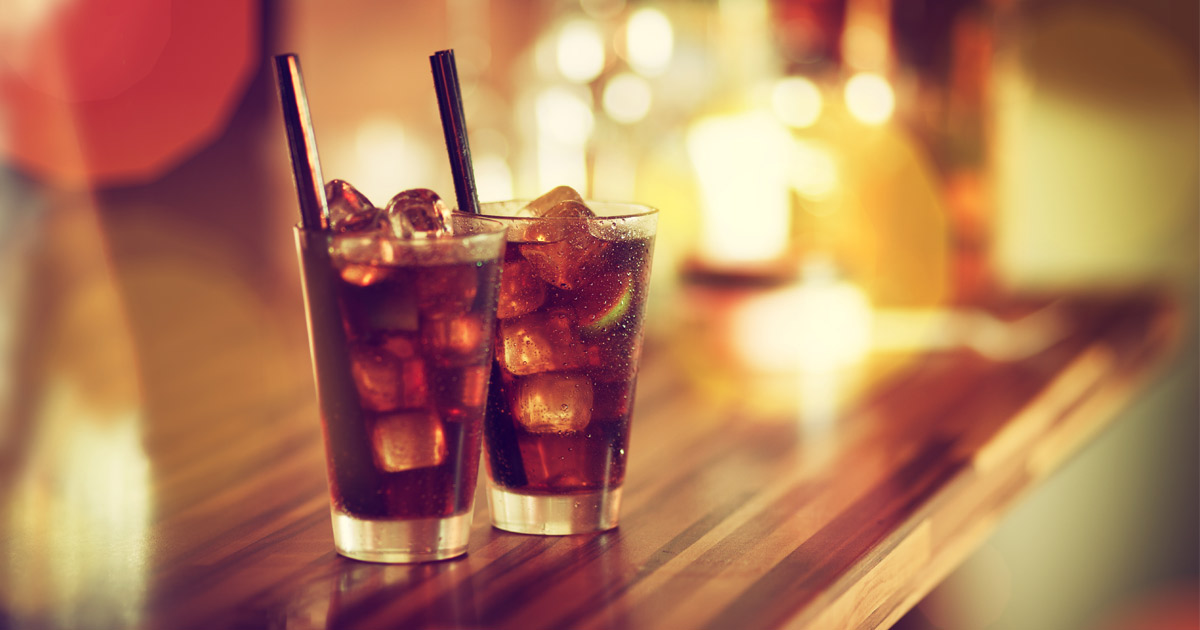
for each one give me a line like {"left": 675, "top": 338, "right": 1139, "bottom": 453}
{"left": 0, "top": 283, "right": 1181, "bottom": 628}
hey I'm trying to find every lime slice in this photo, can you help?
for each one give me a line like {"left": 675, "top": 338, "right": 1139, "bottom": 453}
{"left": 580, "top": 277, "right": 633, "bottom": 334}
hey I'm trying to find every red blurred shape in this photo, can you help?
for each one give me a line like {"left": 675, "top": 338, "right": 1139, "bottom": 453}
{"left": 0, "top": 0, "right": 259, "bottom": 185}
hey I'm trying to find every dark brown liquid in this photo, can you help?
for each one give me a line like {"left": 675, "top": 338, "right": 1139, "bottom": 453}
{"left": 485, "top": 234, "right": 653, "bottom": 495}
{"left": 319, "top": 257, "right": 500, "bottom": 519}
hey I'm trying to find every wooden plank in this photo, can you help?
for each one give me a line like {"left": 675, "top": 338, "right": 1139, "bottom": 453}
{"left": 0, "top": 293, "right": 1178, "bottom": 630}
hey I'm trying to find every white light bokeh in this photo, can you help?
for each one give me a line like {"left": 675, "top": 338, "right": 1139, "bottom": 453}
{"left": 592, "top": 146, "right": 637, "bottom": 202}
{"left": 602, "top": 72, "right": 652, "bottom": 124}
{"left": 772, "top": 76, "right": 823, "bottom": 129}
{"left": 733, "top": 262, "right": 872, "bottom": 373}
{"left": 844, "top": 72, "right": 895, "bottom": 125}
{"left": 473, "top": 153, "right": 514, "bottom": 202}
{"left": 687, "top": 111, "right": 792, "bottom": 264}
{"left": 6, "top": 380, "right": 150, "bottom": 630}
{"left": 790, "top": 139, "right": 839, "bottom": 201}
{"left": 535, "top": 86, "right": 595, "bottom": 146}
{"left": 557, "top": 19, "right": 606, "bottom": 84}
{"left": 624, "top": 7, "right": 674, "bottom": 76}
{"left": 352, "top": 119, "right": 434, "bottom": 204}
{"left": 536, "top": 140, "right": 588, "bottom": 196}
{"left": 535, "top": 87, "right": 592, "bottom": 194}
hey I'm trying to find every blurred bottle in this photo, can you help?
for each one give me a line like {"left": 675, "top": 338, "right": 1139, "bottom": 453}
{"left": 891, "top": 0, "right": 998, "bottom": 304}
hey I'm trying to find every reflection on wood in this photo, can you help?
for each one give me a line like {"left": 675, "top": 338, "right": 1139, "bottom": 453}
{"left": 0, "top": 285, "right": 1180, "bottom": 629}
{"left": 1, "top": 197, "right": 150, "bottom": 629}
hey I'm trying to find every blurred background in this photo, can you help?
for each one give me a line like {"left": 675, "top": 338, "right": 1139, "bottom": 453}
{"left": 0, "top": 0, "right": 1195, "bottom": 628}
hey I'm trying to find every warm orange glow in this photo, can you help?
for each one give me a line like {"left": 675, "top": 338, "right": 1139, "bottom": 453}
{"left": 842, "top": 22, "right": 889, "bottom": 71}
{"left": 5, "top": 400, "right": 150, "bottom": 628}
{"left": 580, "top": 0, "right": 625, "bottom": 20}
{"left": 869, "top": 305, "right": 1066, "bottom": 360}
{"left": 790, "top": 139, "right": 839, "bottom": 202}
{"left": 841, "top": 0, "right": 892, "bottom": 71}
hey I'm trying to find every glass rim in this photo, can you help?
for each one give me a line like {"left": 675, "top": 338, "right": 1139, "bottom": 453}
{"left": 474, "top": 199, "right": 658, "bottom": 221}
{"left": 294, "top": 212, "right": 509, "bottom": 242}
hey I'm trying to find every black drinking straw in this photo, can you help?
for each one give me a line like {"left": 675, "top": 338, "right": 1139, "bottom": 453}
{"left": 431, "top": 49, "right": 481, "bottom": 215}
{"left": 273, "top": 53, "right": 329, "bottom": 230}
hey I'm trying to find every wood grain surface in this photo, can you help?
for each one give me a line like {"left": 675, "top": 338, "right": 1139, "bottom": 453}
{"left": 0, "top": 270, "right": 1179, "bottom": 630}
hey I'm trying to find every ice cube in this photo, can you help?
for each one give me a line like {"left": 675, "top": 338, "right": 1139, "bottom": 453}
{"left": 386, "top": 188, "right": 452, "bottom": 238}
{"left": 370, "top": 409, "right": 447, "bottom": 472}
{"left": 514, "top": 199, "right": 596, "bottom": 243}
{"left": 522, "top": 185, "right": 584, "bottom": 217}
{"left": 511, "top": 372, "right": 594, "bottom": 433}
{"left": 430, "top": 363, "right": 489, "bottom": 418}
{"left": 515, "top": 198, "right": 607, "bottom": 290}
{"left": 417, "top": 264, "right": 478, "bottom": 315}
{"left": 497, "top": 259, "right": 546, "bottom": 319}
{"left": 340, "top": 280, "right": 419, "bottom": 333}
{"left": 422, "top": 312, "right": 487, "bottom": 367}
{"left": 380, "top": 333, "right": 417, "bottom": 358}
{"left": 332, "top": 234, "right": 398, "bottom": 286}
{"left": 338, "top": 263, "right": 390, "bottom": 287}
{"left": 543, "top": 199, "right": 594, "bottom": 220}
{"left": 457, "top": 363, "right": 489, "bottom": 409}
{"left": 519, "top": 229, "right": 610, "bottom": 290}
{"left": 326, "top": 179, "right": 387, "bottom": 234}
{"left": 497, "top": 308, "right": 587, "bottom": 376}
{"left": 350, "top": 343, "right": 428, "bottom": 412}
{"left": 516, "top": 428, "right": 623, "bottom": 490}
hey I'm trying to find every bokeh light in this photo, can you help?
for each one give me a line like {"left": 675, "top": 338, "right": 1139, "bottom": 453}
{"left": 790, "top": 139, "right": 839, "bottom": 202}
{"left": 473, "top": 152, "right": 514, "bottom": 202}
{"left": 352, "top": 118, "right": 433, "bottom": 204}
{"left": 0, "top": 0, "right": 256, "bottom": 184}
{"left": 844, "top": 72, "right": 895, "bottom": 125}
{"left": 535, "top": 86, "right": 594, "bottom": 145}
{"left": 602, "top": 72, "right": 652, "bottom": 124}
{"left": 687, "top": 111, "right": 792, "bottom": 264}
{"left": 592, "top": 146, "right": 637, "bottom": 202}
{"left": 557, "top": 19, "right": 606, "bottom": 84}
{"left": 772, "top": 76, "right": 823, "bottom": 128}
{"left": 624, "top": 7, "right": 673, "bottom": 76}
{"left": 732, "top": 260, "right": 872, "bottom": 373}
{"left": 535, "top": 86, "right": 593, "bottom": 193}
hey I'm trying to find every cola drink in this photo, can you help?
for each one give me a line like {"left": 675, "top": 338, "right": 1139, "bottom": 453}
{"left": 294, "top": 184, "right": 505, "bottom": 562}
{"left": 480, "top": 191, "right": 657, "bottom": 535}
{"left": 325, "top": 249, "right": 498, "bottom": 519}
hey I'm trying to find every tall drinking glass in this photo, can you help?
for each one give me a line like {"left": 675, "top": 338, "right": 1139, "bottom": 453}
{"left": 478, "top": 200, "right": 658, "bottom": 534}
{"left": 294, "top": 213, "right": 506, "bottom": 562}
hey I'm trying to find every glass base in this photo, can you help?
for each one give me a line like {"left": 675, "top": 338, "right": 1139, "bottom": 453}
{"left": 331, "top": 509, "right": 473, "bottom": 563}
{"left": 487, "top": 485, "right": 622, "bottom": 535}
